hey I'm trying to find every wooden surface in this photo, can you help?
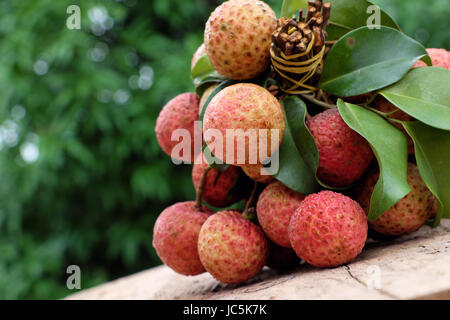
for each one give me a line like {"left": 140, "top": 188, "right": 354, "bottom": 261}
{"left": 67, "top": 219, "right": 450, "bottom": 300}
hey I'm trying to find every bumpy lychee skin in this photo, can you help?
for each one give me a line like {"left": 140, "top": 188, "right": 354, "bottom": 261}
{"left": 266, "top": 240, "right": 300, "bottom": 269}
{"left": 155, "top": 93, "right": 199, "bottom": 162}
{"left": 192, "top": 154, "right": 243, "bottom": 207}
{"left": 241, "top": 163, "right": 275, "bottom": 184}
{"left": 152, "top": 201, "right": 213, "bottom": 275}
{"left": 203, "top": 83, "right": 285, "bottom": 166}
{"left": 289, "top": 191, "right": 368, "bottom": 268}
{"left": 413, "top": 48, "right": 450, "bottom": 69}
{"left": 205, "top": 0, "right": 277, "bottom": 80}
{"left": 198, "top": 210, "right": 268, "bottom": 283}
{"left": 306, "top": 108, "right": 373, "bottom": 187}
{"left": 356, "top": 163, "right": 435, "bottom": 236}
{"left": 191, "top": 43, "right": 207, "bottom": 72}
{"left": 256, "top": 181, "right": 305, "bottom": 247}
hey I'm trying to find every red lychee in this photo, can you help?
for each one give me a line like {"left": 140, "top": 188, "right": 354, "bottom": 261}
{"left": 155, "top": 93, "right": 199, "bottom": 162}
{"left": 152, "top": 201, "right": 213, "bottom": 275}
{"left": 192, "top": 154, "right": 243, "bottom": 207}
{"left": 256, "top": 181, "right": 305, "bottom": 247}
{"left": 289, "top": 191, "right": 368, "bottom": 268}
{"left": 266, "top": 240, "right": 300, "bottom": 269}
{"left": 198, "top": 210, "right": 268, "bottom": 283}
{"left": 241, "top": 163, "right": 275, "bottom": 184}
{"left": 413, "top": 48, "right": 450, "bottom": 69}
{"left": 204, "top": 0, "right": 277, "bottom": 80}
{"left": 306, "top": 108, "right": 373, "bottom": 187}
{"left": 355, "top": 163, "right": 435, "bottom": 236}
{"left": 203, "top": 83, "right": 285, "bottom": 166}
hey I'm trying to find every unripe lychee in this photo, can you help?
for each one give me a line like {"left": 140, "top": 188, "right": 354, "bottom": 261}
{"left": 198, "top": 210, "right": 268, "bottom": 283}
{"left": 256, "top": 181, "right": 305, "bottom": 247}
{"left": 203, "top": 83, "right": 285, "bottom": 166}
{"left": 192, "top": 154, "right": 243, "bottom": 207}
{"left": 191, "top": 43, "right": 206, "bottom": 72}
{"left": 205, "top": 0, "right": 277, "bottom": 80}
{"left": 266, "top": 240, "right": 300, "bottom": 269}
{"left": 355, "top": 163, "right": 435, "bottom": 236}
{"left": 241, "top": 163, "right": 275, "bottom": 184}
{"left": 199, "top": 83, "right": 219, "bottom": 115}
{"left": 289, "top": 191, "right": 368, "bottom": 268}
{"left": 413, "top": 48, "right": 450, "bottom": 69}
{"left": 155, "top": 93, "right": 199, "bottom": 162}
{"left": 306, "top": 108, "right": 373, "bottom": 187}
{"left": 152, "top": 201, "right": 213, "bottom": 275}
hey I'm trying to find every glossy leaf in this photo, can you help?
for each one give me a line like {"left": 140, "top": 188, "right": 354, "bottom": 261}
{"left": 320, "top": 26, "right": 430, "bottom": 97}
{"left": 380, "top": 67, "right": 450, "bottom": 130}
{"left": 403, "top": 121, "right": 450, "bottom": 227}
{"left": 337, "top": 100, "right": 410, "bottom": 220}
{"left": 272, "top": 96, "right": 321, "bottom": 194}
{"left": 191, "top": 55, "right": 227, "bottom": 91}
{"left": 326, "top": 0, "right": 400, "bottom": 40}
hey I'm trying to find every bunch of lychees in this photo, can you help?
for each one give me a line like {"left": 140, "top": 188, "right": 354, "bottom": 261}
{"left": 152, "top": 0, "right": 445, "bottom": 284}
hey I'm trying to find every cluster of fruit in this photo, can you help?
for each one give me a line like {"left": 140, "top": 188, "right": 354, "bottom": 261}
{"left": 152, "top": 0, "right": 447, "bottom": 284}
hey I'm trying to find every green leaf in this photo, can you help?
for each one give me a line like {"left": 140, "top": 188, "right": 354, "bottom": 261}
{"left": 320, "top": 26, "right": 429, "bottom": 97}
{"left": 272, "top": 96, "right": 321, "bottom": 194}
{"left": 326, "top": 0, "right": 400, "bottom": 41}
{"left": 379, "top": 67, "right": 450, "bottom": 130}
{"left": 191, "top": 55, "right": 227, "bottom": 90}
{"left": 281, "top": 0, "right": 308, "bottom": 19}
{"left": 403, "top": 122, "right": 450, "bottom": 227}
{"left": 337, "top": 100, "right": 410, "bottom": 220}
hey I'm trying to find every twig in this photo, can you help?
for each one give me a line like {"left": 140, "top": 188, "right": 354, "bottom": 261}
{"left": 300, "top": 93, "right": 337, "bottom": 109}
{"left": 243, "top": 181, "right": 259, "bottom": 220}
{"left": 195, "top": 166, "right": 212, "bottom": 210}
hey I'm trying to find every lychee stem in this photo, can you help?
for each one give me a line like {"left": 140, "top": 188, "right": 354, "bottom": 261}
{"left": 300, "top": 93, "right": 336, "bottom": 109}
{"left": 243, "top": 181, "right": 259, "bottom": 220}
{"left": 195, "top": 166, "right": 212, "bottom": 211}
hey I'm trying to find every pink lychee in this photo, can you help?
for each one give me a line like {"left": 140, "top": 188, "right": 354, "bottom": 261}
{"left": 155, "top": 93, "right": 199, "bottom": 162}
{"left": 203, "top": 83, "right": 285, "bottom": 166}
{"left": 289, "top": 191, "right": 368, "bottom": 268}
{"left": 256, "top": 181, "right": 305, "bottom": 247}
{"left": 306, "top": 108, "right": 373, "bottom": 187}
{"left": 413, "top": 48, "right": 450, "bottom": 69}
{"left": 192, "top": 154, "right": 243, "bottom": 207}
{"left": 152, "top": 201, "right": 213, "bottom": 275}
{"left": 191, "top": 43, "right": 207, "bottom": 72}
{"left": 198, "top": 210, "right": 268, "bottom": 283}
{"left": 204, "top": 0, "right": 277, "bottom": 80}
{"left": 355, "top": 163, "right": 435, "bottom": 236}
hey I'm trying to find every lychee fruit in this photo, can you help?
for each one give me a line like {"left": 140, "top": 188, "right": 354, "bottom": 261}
{"left": 192, "top": 154, "right": 243, "bottom": 207}
{"left": 355, "top": 163, "right": 435, "bottom": 236}
{"left": 241, "top": 163, "right": 275, "bottom": 184}
{"left": 256, "top": 181, "right": 305, "bottom": 247}
{"left": 152, "top": 201, "right": 213, "bottom": 275}
{"left": 289, "top": 191, "right": 368, "bottom": 268}
{"left": 199, "top": 83, "right": 219, "bottom": 115}
{"left": 155, "top": 92, "right": 199, "bottom": 162}
{"left": 191, "top": 43, "right": 207, "bottom": 72}
{"left": 204, "top": 0, "right": 277, "bottom": 80}
{"left": 203, "top": 83, "right": 285, "bottom": 166}
{"left": 306, "top": 108, "right": 373, "bottom": 187}
{"left": 266, "top": 240, "right": 300, "bottom": 269}
{"left": 413, "top": 48, "right": 450, "bottom": 69}
{"left": 198, "top": 210, "right": 268, "bottom": 283}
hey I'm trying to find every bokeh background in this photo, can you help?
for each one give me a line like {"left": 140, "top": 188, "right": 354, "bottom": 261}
{"left": 0, "top": 0, "right": 448, "bottom": 299}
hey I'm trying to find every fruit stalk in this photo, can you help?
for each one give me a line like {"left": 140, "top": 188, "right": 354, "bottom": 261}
{"left": 195, "top": 166, "right": 212, "bottom": 210}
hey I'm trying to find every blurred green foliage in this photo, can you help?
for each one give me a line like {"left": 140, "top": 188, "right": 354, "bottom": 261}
{"left": 0, "top": 0, "right": 447, "bottom": 299}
